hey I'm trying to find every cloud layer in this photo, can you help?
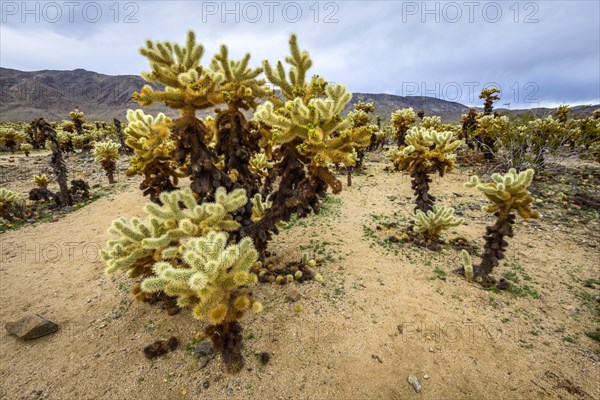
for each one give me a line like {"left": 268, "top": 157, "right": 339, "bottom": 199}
{"left": 1, "top": 0, "right": 598, "bottom": 108}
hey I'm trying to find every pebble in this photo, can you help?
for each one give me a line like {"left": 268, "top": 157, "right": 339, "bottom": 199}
{"left": 408, "top": 375, "right": 422, "bottom": 393}
{"left": 423, "top": 374, "right": 429, "bottom": 379}
{"left": 202, "top": 380, "right": 210, "bottom": 389}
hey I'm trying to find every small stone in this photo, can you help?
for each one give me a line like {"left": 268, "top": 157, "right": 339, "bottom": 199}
{"left": 287, "top": 288, "right": 301, "bottom": 302}
{"left": 202, "top": 380, "right": 210, "bottom": 389}
{"left": 5, "top": 314, "right": 59, "bottom": 340}
{"left": 408, "top": 375, "right": 422, "bottom": 393}
{"left": 371, "top": 354, "right": 383, "bottom": 363}
{"left": 429, "top": 347, "right": 434, "bottom": 352}
{"left": 423, "top": 374, "right": 429, "bottom": 379}
{"left": 194, "top": 341, "right": 214, "bottom": 358}
{"left": 397, "top": 325, "right": 403, "bottom": 334}
{"left": 198, "top": 356, "right": 213, "bottom": 369}
{"left": 226, "top": 386, "right": 234, "bottom": 396}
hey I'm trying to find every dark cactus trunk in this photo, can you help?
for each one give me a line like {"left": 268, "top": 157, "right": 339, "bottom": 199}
{"left": 206, "top": 321, "right": 244, "bottom": 374}
{"left": 474, "top": 210, "right": 515, "bottom": 279}
{"left": 32, "top": 118, "right": 71, "bottom": 206}
{"left": 102, "top": 160, "right": 117, "bottom": 184}
{"left": 410, "top": 161, "right": 435, "bottom": 213}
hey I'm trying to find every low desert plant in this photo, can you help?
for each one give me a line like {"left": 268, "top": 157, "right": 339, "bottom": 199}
{"left": 0, "top": 188, "right": 22, "bottom": 219}
{"left": 413, "top": 205, "right": 463, "bottom": 244}
{"left": 32, "top": 174, "right": 51, "bottom": 187}
{"left": 20, "top": 143, "right": 33, "bottom": 156}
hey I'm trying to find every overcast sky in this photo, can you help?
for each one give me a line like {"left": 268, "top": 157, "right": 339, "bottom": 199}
{"left": 1, "top": 0, "right": 599, "bottom": 108}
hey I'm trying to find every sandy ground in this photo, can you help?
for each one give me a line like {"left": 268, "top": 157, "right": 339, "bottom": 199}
{"left": 1, "top": 152, "right": 599, "bottom": 400}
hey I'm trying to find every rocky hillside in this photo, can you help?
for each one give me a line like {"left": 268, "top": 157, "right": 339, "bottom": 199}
{"left": 0, "top": 68, "right": 597, "bottom": 122}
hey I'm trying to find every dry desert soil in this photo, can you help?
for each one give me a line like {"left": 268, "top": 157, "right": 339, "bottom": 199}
{"left": 1, "top": 151, "right": 599, "bottom": 400}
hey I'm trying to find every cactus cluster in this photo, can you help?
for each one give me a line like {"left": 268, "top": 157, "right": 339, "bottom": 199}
{"left": 0, "top": 128, "right": 27, "bottom": 153}
{"left": 102, "top": 187, "right": 245, "bottom": 277}
{"left": 462, "top": 168, "right": 538, "bottom": 282}
{"left": 102, "top": 30, "right": 371, "bottom": 373}
{"left": 103, "top": 186, "right": 260, "bottom": 372}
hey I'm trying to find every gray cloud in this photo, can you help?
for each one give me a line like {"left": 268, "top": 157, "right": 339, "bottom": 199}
{"left": 1, "top": 0, "right": 598, "bottom": 108}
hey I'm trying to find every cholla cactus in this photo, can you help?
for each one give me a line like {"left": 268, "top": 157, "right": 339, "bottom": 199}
{"left": 103, "top": 186, "right": 258, "bottom": 373}
{"left": 0, "top": 128, "right": 27, "bottom": 153}
{"left": 390, "top": 108, "right": 416, "bottom": 146}
{"left": 32, "top": 174, "right": 51, "bottom": 187}
{"left": 102, "top": 187, "right": 246, "bottom": 278}
{"left": 420, "top": 116, "right": 443, "bottom": 131}
{"left": 141, "top": 231, "right": 261, "bottom": 373}
{"left": 141, "top": 231, "right": 261, "bottom": 318}
{"left": 250, "top": 193, "right": 272, "bottom": 222}
{"left": 20, "top": 143, "right": 33, "bottom": 157}
{"left": 238, "top": 34, "right": 371, "bottom": 255}
{"left": 255, "top": 83, "right": 370, "bottom": 173}
{"left": 125, "top": 110, "right": 179, "bottom": 200}
{"left": 347, "top": 102, "right": 378, "bottom": 172}
{"left": 462, "top": 168, "right": 538, "bottom": 281}
{"left": 479, "top": 87, "right": 500, "bottom": 115}
{"left": 134, "top": 31, "right": 223, "bottom": 117}
{"left": 133, "top": 31, "right": 269, "bottom": 205}
{"left": 461, "top": 108, "right": 478, "bottom": 144}
{"left": 413, "top": 205, "right": 463, "bottom": 243}
{"left": 473, "top": 114, "right": 509, "bottom": 159}
{"left": 555, "top": 105, "right": 571, "bottom": 123}
{"left": 32, "top": 118, "right": 71, "bottom": 206}
{"left": 387, "top": 127, "right": 462, "bottom": 212}
{"left": 0, "top": 188, "right": 21, "bottom": 218}
{"left": 249, "top": 153, "right": 274, "bottom": 178}
{"left": 94, "top": 141, "right": 121, "bottom": 184}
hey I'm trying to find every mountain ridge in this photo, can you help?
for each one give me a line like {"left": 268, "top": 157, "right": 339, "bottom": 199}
{"left": 1, "top": 67, "right": 597, "bottom": 122}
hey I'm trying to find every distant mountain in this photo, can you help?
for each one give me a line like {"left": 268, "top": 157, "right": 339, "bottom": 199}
{"left": 1, "top": 68, "right": 597, "bottom": 123}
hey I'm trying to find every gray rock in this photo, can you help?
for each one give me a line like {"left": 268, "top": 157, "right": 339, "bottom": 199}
{"left": 198, "top": 355, "right": 214, "bottom": 369}
{"left": 194, "top": 341, "right": 214, "bottom": 358}
{"left": 408, "top": 375, "right": 422, "bottom": 393}
{"left": 5, "top": 314, "right": 59, "bottom": 340}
